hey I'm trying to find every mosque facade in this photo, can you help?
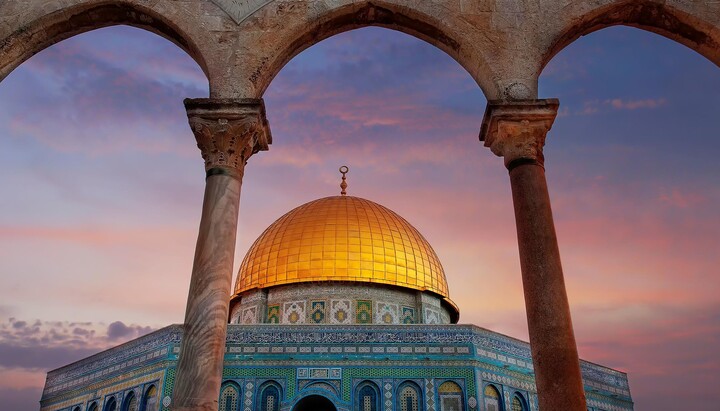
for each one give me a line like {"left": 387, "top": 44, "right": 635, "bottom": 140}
{"left": 39, "top": 188, "right": 633, "bottom": 411}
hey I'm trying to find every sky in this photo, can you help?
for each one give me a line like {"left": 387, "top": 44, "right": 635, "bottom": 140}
{"left": 0, "top": 23, "right": 718, "bottom": 411}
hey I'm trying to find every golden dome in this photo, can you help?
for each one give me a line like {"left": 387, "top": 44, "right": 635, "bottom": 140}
{"left": 234, "top": 195, "right": 451, "bottom": 299}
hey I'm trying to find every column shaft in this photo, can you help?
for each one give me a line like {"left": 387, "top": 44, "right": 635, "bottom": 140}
{"left": 173, "top": 173, "right": 242, "bottom": 411}
{"left": 480, "top": 99, "right": 586, "bottom": 410}
{"left": 509, "top": 162, "right": 586, "bottom": 410}
{"left": 171, "top": 98, "right": 271, "bottom": 411}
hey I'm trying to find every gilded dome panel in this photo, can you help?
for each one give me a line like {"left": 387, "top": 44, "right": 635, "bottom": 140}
{"left": 234, "top": 196, "right": 450, "bottom": 298}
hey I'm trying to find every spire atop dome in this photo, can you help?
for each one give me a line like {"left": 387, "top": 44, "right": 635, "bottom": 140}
{"left": 339, "top": 165, "right": 349, "bottom": 195}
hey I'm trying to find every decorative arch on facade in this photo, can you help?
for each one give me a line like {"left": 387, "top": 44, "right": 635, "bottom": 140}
{"left": 483, "top": 384, "right": 502, "bottom": 411}
{"left": 510, "top": 393, "right": 528, "bottom": 411}
{"left": 103, "top": 396, "right": 118, "bottom": 411}
{"left": 256, "top": 381, "right": 282, "bottom": 411}
{"left": 438, "top": 381, "right": 463, "bottom": 411}
{"left": 304, "top": 381, "right": 340, "bottom": 397}
{"left": 141, "top": 385, "right": 158, "bottom": 411}
{"left": 122, "top": 390, "right": 139, "bottom": 411}
{"left": 73, "top": 407, "right": 81, "bottom": 411}
{"left": 396, "top": 381, "right": 423, "bottom": 411}
{"left": 355, "top": 381, "right": 381, "bottom": 411}
{"left": 0, "top": 1, "right": 210, "bottom": 86}
{"left": 241, "top": 1, "right": 500, "bottom": 99}
{"left": 220, "top": 382, "right": 242, "bottom": 411}
{"left": 540, "top": 1, "right": 720, "bottom": 71}
{"left": 88, "top": 402, "right": 99, "bottom": 411}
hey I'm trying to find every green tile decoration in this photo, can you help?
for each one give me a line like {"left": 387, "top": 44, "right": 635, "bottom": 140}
{"left": 162, "top": 367, "right": 176, "bottom": 411}
{"left": 401, "top": 306, "right": 415, "bottom": 324}
{"left": 268, "top": 305, "right": 280, "bottom": 324}
{"left": 309, "top": 301, "right": 326, "bottom": 324}
{"left": 356, "top": 300, "right": 372, "bottom": 324}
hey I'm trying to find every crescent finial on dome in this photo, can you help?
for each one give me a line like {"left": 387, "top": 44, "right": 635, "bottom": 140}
{"left": 339, "top": 165, "right": 349, "bottom": 195}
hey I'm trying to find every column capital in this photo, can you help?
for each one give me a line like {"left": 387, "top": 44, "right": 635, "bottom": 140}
{"left": 185, "top": 98, "right": 272, "bottom": 179}
{"left": 479, "top": 99, "right": 559, "bottom": 169}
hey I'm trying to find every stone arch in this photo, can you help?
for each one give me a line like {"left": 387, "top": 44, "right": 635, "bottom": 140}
{"left": 540, "top": 1, "right": 720, "bottom": 72}
{"left": 236, "top": 0, "right": 503, "bottom": 99}
{"left": 0, "top": 1, "right": 211, "bottom": 87}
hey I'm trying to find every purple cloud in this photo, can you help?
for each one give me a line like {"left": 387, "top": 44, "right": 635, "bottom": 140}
{"left": 0, "top": 318, "right": 155, "bottom": 371}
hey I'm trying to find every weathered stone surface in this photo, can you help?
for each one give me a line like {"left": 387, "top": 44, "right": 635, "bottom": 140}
{"left": 1, "top": 1, "right": 717, "bottom": 99}
{"left": 480, "top": 99, "right": 586, "bottom": 410}
{"left": 186, "top": 98, "right": 271, "bottom": 178}
{"left": 172, "top": 99, "right": 269, "bottom": 411}
{"left": 479, "top": 99, "right": 559, "bottom": 168}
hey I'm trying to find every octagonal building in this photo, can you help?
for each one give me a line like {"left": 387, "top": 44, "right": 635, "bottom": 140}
{"left": 40, "top": 189, "right": 633, "bottom": 411}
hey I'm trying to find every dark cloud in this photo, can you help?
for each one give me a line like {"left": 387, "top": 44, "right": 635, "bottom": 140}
{"left": 11, "top": 321, "right": 26, "bottom": 329}
{"left": 0, "top": 342, "right": 99, "bottom": 371}
{"left": 107, "top": 321, "right": 153, "bottom": 340}
{"left": 0, "top": 318, "right": 155, "bottom": 371}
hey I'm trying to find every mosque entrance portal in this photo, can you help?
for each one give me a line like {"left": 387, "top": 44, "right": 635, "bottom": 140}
{"left": 292, "top": 395, "right": 337, "bottom": 411}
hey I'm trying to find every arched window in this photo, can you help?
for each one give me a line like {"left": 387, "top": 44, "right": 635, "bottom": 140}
{"left": 104, "top": 397, "right": 117, "bottom": 411}
{"left": 397, "top": 383, "right": 421, "bottom": 411}
{"left": 141, "top": 385, "right": 158, "bottom": 411}
{"left": 511, "top": 394, "right": 526, "bottom": 411}
{"left": 220, "top": 383, "right": 240, "bottom": 411}
{"left": 483, "top": 385, "right": 502, "bottom": 411}
{"left": 73, "top": 407, "right": 81, "bottom": 411}
{"left": 123, "top": 391, "right": 139, "bottom": 411}
{"left": 257, "top": 384, "right": 280, "bottom": 411}
{"left": 88, "top": 403, "right": 99, "bottom": 411}
{"left": 357, "top": 382, "right": 380, "bottom": 411}
{"left": 438, "top": 381, "right": 463, "bottom": 411}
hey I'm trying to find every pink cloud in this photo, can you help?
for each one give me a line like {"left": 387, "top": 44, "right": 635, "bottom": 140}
{"left": 0, "top": 225, "right": 194, "bottom": 247}
{"left": 658, "top": 187, "right": 706, "bottom": 208}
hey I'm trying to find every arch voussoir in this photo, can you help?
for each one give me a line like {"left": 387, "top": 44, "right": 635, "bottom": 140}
{"left": 228, "top": 0, "right": 508, "bottom": 99}
{"left": 536, "top": 0, "right": 720, "bottom": 72}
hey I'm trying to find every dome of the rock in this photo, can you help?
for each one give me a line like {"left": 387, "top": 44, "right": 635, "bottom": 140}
{"left": 234, "top": 195, "right": 449, "bottom": 295}
{"left": 231, "top": 195, "right": 459, "bottom": 323}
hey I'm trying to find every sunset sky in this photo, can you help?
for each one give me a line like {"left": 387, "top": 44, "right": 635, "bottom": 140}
{"left": 0, "top": 24, "right": 718, "bottom": 410}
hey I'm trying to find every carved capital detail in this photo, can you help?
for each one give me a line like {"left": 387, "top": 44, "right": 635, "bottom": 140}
{"left": 479, "top": 99, "right": 559, "bottom": 168}
{"left": 185, "top": 98, "right": 272, "bottom": 178}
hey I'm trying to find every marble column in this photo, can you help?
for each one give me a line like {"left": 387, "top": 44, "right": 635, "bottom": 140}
{"left": 479, "top": 99, "right": 586, "bottom": 411}
{"left": 171, "top": 98, "right": 271, "bottom": 411}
